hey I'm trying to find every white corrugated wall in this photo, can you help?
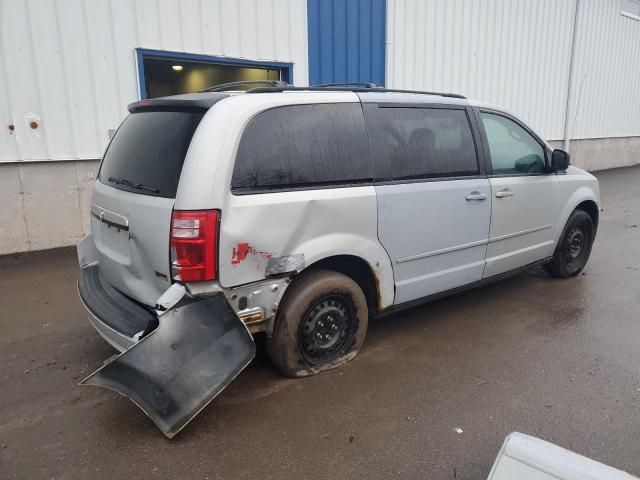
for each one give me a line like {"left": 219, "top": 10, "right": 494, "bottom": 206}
{"left": 1, "top": 0, "right": 639, "bottom": 254}
{"left": 387, "top": 0, "right": 640, "bottom": 142}
{"left": 0, "top": 0, "right": 309, "bottom": 163}
{"left": 0, "top": 0, "right": 308, "bottom": 254}
{"left": 570, "top": 0, "right": 640, "bottom": 139}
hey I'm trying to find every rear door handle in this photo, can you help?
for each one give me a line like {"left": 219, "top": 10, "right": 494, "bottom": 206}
{"left": 495, "top": 188, "right": 514, "bottom": 198}
{"left": 465, "top": 191, "right": 488, "bottom": 201}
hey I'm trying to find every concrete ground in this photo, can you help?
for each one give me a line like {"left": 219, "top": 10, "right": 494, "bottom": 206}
{"left": 1, "top": 166, "right": 640, "bottom": 480}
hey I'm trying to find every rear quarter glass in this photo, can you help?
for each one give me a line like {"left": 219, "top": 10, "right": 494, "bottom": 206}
{"left": 99, "top": 110, "right": 204, "bottom": 199}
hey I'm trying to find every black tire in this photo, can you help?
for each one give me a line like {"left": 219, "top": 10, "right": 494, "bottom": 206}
{"left": 266, "top": 270, "right": 368, "bottom": 378}
{"left": 544, "top": 209, "right": 595, "bottom": 278}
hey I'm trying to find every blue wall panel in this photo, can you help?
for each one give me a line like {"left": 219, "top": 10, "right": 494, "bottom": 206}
{"left": 308, "top": 0, "right": 386, "bottom": 86}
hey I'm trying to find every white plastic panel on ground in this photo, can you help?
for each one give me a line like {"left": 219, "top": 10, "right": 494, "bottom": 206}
{"left": 0, "top": 0, "right": 309, "bottom": 162}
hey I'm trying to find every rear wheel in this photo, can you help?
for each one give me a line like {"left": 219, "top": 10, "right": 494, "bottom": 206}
{"left": 544, "top": 209, "right": 594, "bottom": 278}
{"left": 266, "top": 270, "right": 368, "bottom": 377}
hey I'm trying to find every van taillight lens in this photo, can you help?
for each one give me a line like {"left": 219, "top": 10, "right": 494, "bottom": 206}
{"left": 170, "top": 210, "right": 219, "bottom": 282}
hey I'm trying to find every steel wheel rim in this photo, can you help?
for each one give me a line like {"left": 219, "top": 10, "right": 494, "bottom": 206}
{"left": 299, "top": 295, "right": 353, "bottom": 365}
{"left": 565, "top": 226, "right": 585, "bottom": 266}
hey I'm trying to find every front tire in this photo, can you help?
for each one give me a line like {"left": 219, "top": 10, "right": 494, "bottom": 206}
{"left": 266, "top": 270, "right": 368, "bottom": 378}
{"left": 544, "top": 209, "right": 594, "bottom": 278}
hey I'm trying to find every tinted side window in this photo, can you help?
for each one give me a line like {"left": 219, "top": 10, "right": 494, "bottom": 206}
{"left": 365, "top": 106, "right": 479, "bottom": 180}
{"left": 480, "top": 112, "right": 545, "bottom": 175}
{"left": 99, "top": 110, "right": 204, "bottom": 198}
{"left": 231, "top": 103, "right": 372, "bottom": 191}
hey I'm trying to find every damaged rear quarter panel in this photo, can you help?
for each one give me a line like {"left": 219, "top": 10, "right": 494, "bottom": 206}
{"left": 217, "top": 187, "right": 394, "bottom": 310}
{"left": 176, "top": 93, "right": 395, "bottom": 310}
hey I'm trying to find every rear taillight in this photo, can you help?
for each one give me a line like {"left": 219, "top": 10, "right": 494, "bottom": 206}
{"left": 170, "top": 210, "right": 219, "bottom": 282}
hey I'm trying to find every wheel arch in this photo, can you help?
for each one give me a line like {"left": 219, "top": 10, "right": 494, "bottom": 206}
{"left": 575, "top": 199, "right": 599, "bottom": 233}
{"left": 553, "top": 187, "right": 600, "bottom": 243}
{"left": 304, "top": 254, "right": 384, "bottom": 316}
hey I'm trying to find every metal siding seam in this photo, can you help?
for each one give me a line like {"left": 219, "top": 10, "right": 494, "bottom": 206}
{"left": 178, "top": 0, "right": 185, "bottom": 52}
{"left": 108, "top": 0, "right": 124, "bottom": 114}
{"left": 386, "top": 0, "right": 394, "bottom": 87}
{"left": 132, "top": 0, "right": 141, "bottom": 46}
{"left": 369, "top": 0, "right": 373, "bottom": 82}
{"left": 217, "top": 0, "right": 225, "bottom": 54}
{"left": 80, "top": 0, "right": 103, "bottom": 152}
{"left": 334, "top": 0, "right": 346, "bottom": 82}
{"left": 420, "top": 0, "right": 428, "bottom": 91}
{"left": 198, "top": 0, "right": 206, "bottom": 52}
{"left": 155, "top": 0, "right": 164, "bottom": 49}
{"left": 375, "top": 0, "right": 386, "bottom": 85}
{"left": 347, "top": 0, "right": 358, "bottom": 81}
{"left": 329, "top": 0, "right": 335, "bottom": 83}
{"left": 523, "top": 0, "right": 536, "bottom": 131}
{"left": 361, "top": 0, "right": 372, "bottom": 82}
{"left": 320, "top": 0, "right": 332, "bottom": 82}
{"left": 52, "top": 1, "right": 78, "bottom": 157}
{"left": 307, "top": 0, "right": 318, "bottom": 84}
{"left": 0, "top": 22, "right": 19, "bottom": 160}
{"left": 24, "top": 0, "right": 51, "bottom": 157}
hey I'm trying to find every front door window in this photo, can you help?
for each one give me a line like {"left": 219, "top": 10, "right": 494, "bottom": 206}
{"left": 480, "top": 113, "right": 545, "bottom": 175}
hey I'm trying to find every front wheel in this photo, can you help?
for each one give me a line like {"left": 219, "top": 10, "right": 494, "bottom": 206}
{"left": 266, "top": 270, "right": 368, "bottom": 377}
{"left": 544, "top": 209, "right": 595, "bottom": 278}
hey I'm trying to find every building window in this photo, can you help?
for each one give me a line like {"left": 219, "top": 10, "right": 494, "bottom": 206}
{"left": 136, "top": 49, "right": 293, "bottom": 99}
{"left": 621, "top": 0, "right": 640, "bottom": 20}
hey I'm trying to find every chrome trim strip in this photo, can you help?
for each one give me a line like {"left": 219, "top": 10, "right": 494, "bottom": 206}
{"left": 91, "top": 203, "right": 129, "bottom": 231}
{"left": 490, "top": 224, "right": 552, "bottom": 243}
{"left": 396, "top": 238, "right": 489, "bottom": 264}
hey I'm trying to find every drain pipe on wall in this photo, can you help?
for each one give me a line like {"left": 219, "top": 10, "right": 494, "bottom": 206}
{"left": 563, "top": 0, "right": 582, "bottom": 153}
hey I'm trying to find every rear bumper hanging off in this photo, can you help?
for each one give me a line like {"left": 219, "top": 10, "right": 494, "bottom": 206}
{"left": 78, "top": 263, "right": 255, "bottom": 438}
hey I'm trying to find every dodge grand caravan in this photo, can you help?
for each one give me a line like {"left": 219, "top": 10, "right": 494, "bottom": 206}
{"left": 77, "top": 81, "right": 600, "bottom": 437}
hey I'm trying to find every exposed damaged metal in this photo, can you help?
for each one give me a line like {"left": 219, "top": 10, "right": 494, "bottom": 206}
{"left": 223, "top": 276, "right": 291, "bottom": 333}
{"left": 154, "top": 283, "right": 186, "bottom": 312}
{"left": 265, "top": 254, "right": 305, "bottom": 277}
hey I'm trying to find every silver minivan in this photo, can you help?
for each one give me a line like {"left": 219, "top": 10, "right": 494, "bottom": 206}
{"left": 77, "top": 82, "right": 600, "bottom": 437}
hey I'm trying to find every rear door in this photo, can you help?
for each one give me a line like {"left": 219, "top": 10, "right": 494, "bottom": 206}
{"left": 477, "top": 110, "right": 559, "bottom": 278}
{"left": 363, "top": 102, "right": 491, "bottom": 305}
{"left": 91, "top": 109, "right": 205, "bottom": 306}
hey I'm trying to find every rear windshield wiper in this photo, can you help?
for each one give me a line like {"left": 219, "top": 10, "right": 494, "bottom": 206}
{"left": 107, "top": 177, "right": 160, "bottom": 194}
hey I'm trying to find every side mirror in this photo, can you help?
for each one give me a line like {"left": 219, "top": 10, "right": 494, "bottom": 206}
{"left": 551, "top": 149, "right": 570, "bottom": 172}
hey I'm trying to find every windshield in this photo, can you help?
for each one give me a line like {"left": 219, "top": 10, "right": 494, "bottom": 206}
{"left": 99, "top": 110, "right": 204, "bottom": 198}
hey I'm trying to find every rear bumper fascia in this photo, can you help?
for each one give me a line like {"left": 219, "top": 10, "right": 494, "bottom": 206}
{"left": 78, "top": 263, "right": 158, "bottom": 351}
{"left": 83, "top": 299, "right": 136, "bottom": 352}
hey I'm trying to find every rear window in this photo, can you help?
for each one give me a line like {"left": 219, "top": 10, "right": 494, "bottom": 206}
{"left": 231, "top": 103, "right": 372, "bottom": 192}
{"left": 364, "top": 106, "right": 479, "bottom": 181}
{"left": 99, "top": 110, "right": 204, "bottom": 198}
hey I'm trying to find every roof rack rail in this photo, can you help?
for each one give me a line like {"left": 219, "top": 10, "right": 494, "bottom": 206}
{"left": 200, "top": 80, "right": 290, "bottom": 93}
{"left": 312, "top": 82, "right": 383, "bottom": 88}
{"left": 247, "top": 85, "right": 466, "bottom": 99}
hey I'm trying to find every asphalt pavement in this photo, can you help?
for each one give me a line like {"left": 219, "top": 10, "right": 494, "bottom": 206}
{"left": 1, "top": 166, "right": 639, "bottom": 479}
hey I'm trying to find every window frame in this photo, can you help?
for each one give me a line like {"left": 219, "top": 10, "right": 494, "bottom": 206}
{"left": 230, "top": 102, "right": 375, "bottom": 195}
{"left": 473, "top": 107, "right": 552, "bottom": 178}
{"left": 363, "top": 103, "right": 486, "bottom": 185}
